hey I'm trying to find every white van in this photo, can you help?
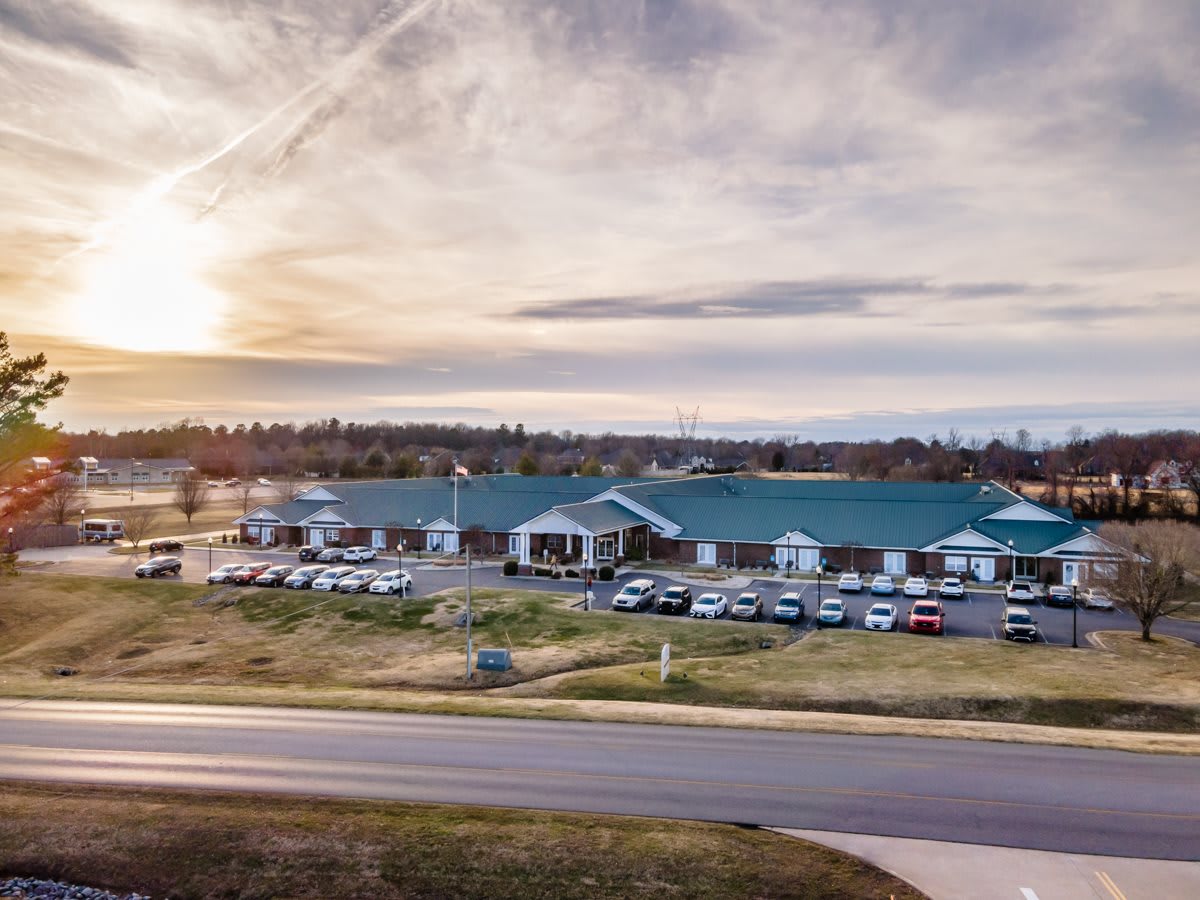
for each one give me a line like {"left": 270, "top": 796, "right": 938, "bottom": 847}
{"left": 81, "top": 519, "right": 125, "bottom": 542}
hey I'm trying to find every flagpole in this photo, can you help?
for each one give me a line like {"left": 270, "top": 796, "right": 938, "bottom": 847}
{"left": 452, "top": 456, "right": 459, "bottom": 550}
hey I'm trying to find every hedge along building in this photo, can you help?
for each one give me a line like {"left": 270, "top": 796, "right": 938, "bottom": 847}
{"left": 234, "top": 474, "right": 1120, "bottom": 585}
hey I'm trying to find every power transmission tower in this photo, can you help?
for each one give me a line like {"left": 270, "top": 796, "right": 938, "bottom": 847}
{"left": 675, "top": 406, "right": 701, "bottom": 470}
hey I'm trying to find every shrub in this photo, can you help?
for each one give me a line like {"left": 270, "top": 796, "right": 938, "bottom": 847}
{"left": 533, "top": 566, "right": 550, "bottom": 577}
{"left": 550, "top": 570, "right": 562, "bottom": 580}
{"left": 564, "top": 568, "right": 579, "bottom": 579}
{"left": 598, "top": 564, "right": 615, "bottom": 582}
{"left": 624, "top": 545, "right": 646, "bottom": 562}
{"left": 502, "top": 560, "right": 518, "bottom": 577}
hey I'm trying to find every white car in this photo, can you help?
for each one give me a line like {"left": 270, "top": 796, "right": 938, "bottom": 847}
{"left": 870, "top": 575, "right": 895, "bottom": 595}
{"left": 311, "top": 565, "right": 357, "bottom": 591}
{"left": 343, "top": 546, "right": 378, "bottom": 563}
{"left": 837, "top": 572, "right": 863, "bottom": 592}
{"left": 689, "top": 592, "right": 729, "bottom": 618}
{"left": 369, "top": 570, "right": 414, "bottom": 596}
{"left": 207, "top": 480, "right": 220, "bottom": 487}
{"left": 864, "top": 603, "right": 898, "bottom": 631}
{"left": 902, "top": 576, "right": 928, "bottom": 597}
{"left": 257, "top": 477, "right": 272, "bottom": 486}
{"left": 939, "top": 577, "right": 965, "bottom": 598}
{"left": 1005, "top": 581, "right": 1036, "bottom": 603}
{"left": 1081, "top": 587, "right": 1116, "bottom": 610}
{"left": 817, "top": 598, "right": 847, "bottom": 627}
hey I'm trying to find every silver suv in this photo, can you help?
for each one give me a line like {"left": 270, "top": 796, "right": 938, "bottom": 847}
{"left": 612, "top": 579, "right": 657, "bottom": 612}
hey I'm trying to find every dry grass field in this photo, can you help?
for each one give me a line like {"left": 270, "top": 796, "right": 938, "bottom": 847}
{"left": 0, "top": 782, "right": 924, "bottom": 900}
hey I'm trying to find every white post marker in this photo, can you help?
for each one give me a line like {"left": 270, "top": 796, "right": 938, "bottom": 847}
{"left": 660, "top": 642, "right": 670, "bottom": 682}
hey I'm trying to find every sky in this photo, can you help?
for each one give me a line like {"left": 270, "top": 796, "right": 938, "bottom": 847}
{"left": 2, "top": 0, "right": 1198, "bottom": 442}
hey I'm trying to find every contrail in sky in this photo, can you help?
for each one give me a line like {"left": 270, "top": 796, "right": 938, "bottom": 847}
{"left": 66, "top": 0, "right": 442, "bottom": 257}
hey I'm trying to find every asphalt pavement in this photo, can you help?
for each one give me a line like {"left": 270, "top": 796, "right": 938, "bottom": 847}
{"left": 0, "top": 701, "right": 1196, "bottom": 861}
{"left": 20, "top": 543, "right": 1200, "bottom": 647}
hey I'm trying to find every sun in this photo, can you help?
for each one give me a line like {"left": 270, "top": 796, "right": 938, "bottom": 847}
{"left": 68, "top": 204, "right": 228, "bottom": 353}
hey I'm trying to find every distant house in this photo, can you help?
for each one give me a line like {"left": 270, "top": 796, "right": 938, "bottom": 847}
{"left": 1145, "top": 460, "right": 1189, "bottom": 490}
{"left": 69, "top": 457, "right": 194, "bottom": 488}
{"left": 556, "top": 449, "right": 586, "bottom": 468}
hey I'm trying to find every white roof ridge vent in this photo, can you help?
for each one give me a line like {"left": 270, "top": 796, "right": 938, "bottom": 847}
{"left": 980, "top": 485, "right": 992, "bottom": 494}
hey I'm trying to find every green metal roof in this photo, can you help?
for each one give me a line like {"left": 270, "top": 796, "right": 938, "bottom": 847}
{"left": 553, "top": 500, "right": 650, "bottom": 534}
{"left": 973, "top": 520, "right": 1091, "bottom": 555}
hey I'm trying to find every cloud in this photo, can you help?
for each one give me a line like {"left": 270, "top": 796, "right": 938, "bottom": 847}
{"left": 0, "top": 0, "right": 139, "bottom": 68}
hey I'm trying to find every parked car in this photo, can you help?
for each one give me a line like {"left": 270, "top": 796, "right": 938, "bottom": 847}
{"left": 817, "top": 598, "right": 847, "bottom": 627}
{"left": 257, "top": 477, "right": 272, "bottom": 486}
{"left": 612, "top": 579, "right": 657, "bottom": 612}
{"left": 207, "top": 480, "right": 220, "bottom": 487}
{"left": 902, "top": 576, "right": 929, "bottom": 597}
{"left": 870, "top": 575, "right": 895, "bottom": 595}
{"left": 337, "top": 569, "right": 380, "bottom": 593}
{"left": 283, "top": 565, "right": 329, "bottom": 589}
{"left": 837, "top": 572, "right": 863, "bottom": 592}
{"left": 1001, "top": 606, "right": 1038, "bottom": 641}
{"left": 690, "top": 592, "right": 729, "bottom": 618}
{"left": 1005, "top": 581, "right": 1036, "bottom": 603}
{"left": 1081, "top": 587, "right": 1116, "bottom": 610}
{"left": 297, "top": 545, "right": 323, "bottom": 562}
{"left": 255, "top": 564, "right": 295, "bottom": 587}
{"left": 773, "top": 591, "right": 805, "bottom": 624}
{"left": 231, "top": 561, "right": 271, "bottom": 585}
{"left": 206, "top": 563, "right": 244, "bottom": 584}
{"left": 135, "top": 556, "right": 182, "bottom": 578}
{"left": 864, "top": 603, "right": 899, "bottom": 631}
{"left": 730, "top": 592, "right": 764, "bottom": 622}
{"left": 343, "top": 546, "right": 378, "bottom": 562}
{"left": 225, "top": 478, "right": 241, "bottom": 487}
{"left": 369, "top": 569, "right": 413, "bottom": 595}
{"left": 1045, "top": 585, "right": 1075, "bottom": 608}
{"left": 316, "top": 547, "right": 346, "bottom": 562}
{"left": 148, "top": 538, "right": 184, "bottom": 554}
{"left": 657, "top": 585, "right": 693, "bottom": 614}
{"left": 311, "top": 565, "right": 357, "bottom": 591}
{"left": 938, "top": 577, "right": 965, "bottom": 599}
{"left": 908, "top": 600, "right": 945, "bottom": 634}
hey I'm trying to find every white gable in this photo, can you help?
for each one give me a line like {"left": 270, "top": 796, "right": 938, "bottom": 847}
{"left": 921, "top": 529, "right": 1008, "bottom": 553}
{"left": 1044, "top": 531, "right": 1120, "bottom": 558}
{"left": 297, "top": 486, "right": 342, "bottom": 502}
{"left": 983, "top": 501, "right": 1070, "bottom": 523}
{"left": 421, "top": 517, "right": 458, "bottom": 533}
{"left": 517, "top": 509, "right": 587, "bottom": 535}
{"left": 589, "top": 488, "right": 680, "bottom": 536}
{"left": 771, "top": 530, "right": 820, "bottom": 548}
{"left": 234, "top": 506, "right": 285, "bottom": 525}
{"left": 297, "top": 506, "right": 352, "bottom": 527}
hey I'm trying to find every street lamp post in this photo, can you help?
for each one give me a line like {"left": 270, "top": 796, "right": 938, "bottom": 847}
{"left": 7, "top": 526, "right": 13, "bottom": 554}
{"left": 583, "top": 552, "right": 590, "bottom": 611}
{"left": 1008, "top": 539, "right": 1015, "bottom": 583}
{"left": 396, "top": 541, "right": 405, "bottom": 598}
{"left": 816, "top": 564, "right": 824, "bottom": 609}
{"left": 130, "top": 458, "right": 136, "bottom": 501}
{"left": 1071, "top": 576, "right": 1079, "bottom": 648}
{"left": 786, "top": 532, "right": 792, "bottom": 579}
{"left": 207, "top": 537, "right": 212, "bottom": 573}
{"left": 416, "top": 518, "right": 422, "bottom": 559}
{"left": 80, "top": 508, "right": 86, "bottom": 543}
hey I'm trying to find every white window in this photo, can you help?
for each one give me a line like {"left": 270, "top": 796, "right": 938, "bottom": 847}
{"left": 371, "top": 529, "right": 387, "bottom": 550}
{"left": 326, "top": 529, "right": 340, "bottom": 542}
{"left": 1015, "top": 556, "right": 1039, "bottom": 579}
{"left": 884, "top": 552, "right": 907, "bottom": 575}
{"left": 696, "top": 543, "right": 716, "bottom": 565}
{"left": 944, "top": 555, "right": 967, "bottom": 572}
{"left": 597, "top": 538, "right": 615, "bottom": 559}
{"left": 508, "top": 534, "right": 521, "bottom": 554}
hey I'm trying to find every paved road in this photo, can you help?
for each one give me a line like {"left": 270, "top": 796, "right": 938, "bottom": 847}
{"left": 21, "top": 543, "right": 1200, "bottom": 646}
{"left": 0, "top": 701, "right": 1196, "bottom": 861}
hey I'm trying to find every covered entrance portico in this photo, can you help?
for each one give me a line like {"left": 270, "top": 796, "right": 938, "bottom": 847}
{"left": 512, "top": 501, "right": 654, "bottom": 571}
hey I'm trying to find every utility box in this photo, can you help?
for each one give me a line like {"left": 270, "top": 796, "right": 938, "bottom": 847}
{"left": 476, "top": 648, "right": 512, "bottom": 672}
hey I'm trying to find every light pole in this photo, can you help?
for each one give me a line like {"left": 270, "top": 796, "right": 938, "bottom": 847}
{"left": 207, "top": 537, "right": 212, "bottom": 572}
{"left": 1008, "top": 539, "right": 1015, "bottom": 583}
{"left": 786, "top": 532, "right": 792, "bottom": 579}
{"left": 80, "top": 508, "right": 86, "bottom": 542}
{"left": 396, "top": 541, "right": 405, "bottom": 598}
{"left": 583, "top": 552, "right": 590, "bottom": 611}
{"left": 816, "top": 564, "right": 824, "bottom": 609}
{"left": 1071, "top": 575, "right": 1079, "bottom": 648}
{"left": 7, "top": 526, "right": 13, "bottom": 554}
{"left": 130, "top": 458, "right": 136, "bottom": 501}
{"left": 416, "top": 518, "right": 422, "bottom": 559}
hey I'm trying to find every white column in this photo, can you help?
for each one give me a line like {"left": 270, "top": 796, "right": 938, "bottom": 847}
{"left": 618, "top": 529, "right": 625, "bottom": 556}
{"left": 566, "top": 533, "right": 573, "bottom": 554}
{"left": 519, "top": 532, "right": 530, "bottom": 565}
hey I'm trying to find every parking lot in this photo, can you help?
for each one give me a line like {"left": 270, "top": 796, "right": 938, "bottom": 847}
{"left": 21, "top": 543, "right": 1200, "bottom": 647}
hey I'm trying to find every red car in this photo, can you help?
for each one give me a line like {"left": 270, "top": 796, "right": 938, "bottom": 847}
{"left": 231, "top": 562, "right": 271, "bottom": 585}
{"left": 908, "top": 600, "right": 945, "bottom": 634}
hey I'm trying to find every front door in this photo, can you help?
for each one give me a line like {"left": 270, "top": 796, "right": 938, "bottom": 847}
{"left": 260, "top": 526, "right": 275, "bottom": 545}
{"left": 971, "top": 557, "right": 995, "bottom": 582}
{"left": 1063, "top": 561, "right": 1081, "bottom": 586}
{"left": 309, "top": 528, "right": 324, "bottom": 547}
{"left": 371, "top": 529, "right": 387, "bottom": 550}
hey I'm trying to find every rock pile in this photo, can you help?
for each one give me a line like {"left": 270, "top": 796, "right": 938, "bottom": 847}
{"left": 0, "top": 876, "right": 149, "bottom": 899}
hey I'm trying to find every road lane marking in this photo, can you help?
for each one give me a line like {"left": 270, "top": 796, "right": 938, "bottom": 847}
{"left": 3, "top": 744, "right": 1198, "bottom": 822}
{"left": 1019, "top": 889, "right": 1040, "bottom": 900}
{"left": 1095, "top": 871, "right": 1127, "bottom": 900}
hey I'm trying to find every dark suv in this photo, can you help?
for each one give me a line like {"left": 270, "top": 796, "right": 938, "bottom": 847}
{"left": 298, "top": 545, "right": 323, "bottom": 562}
{"left": 134, "top": 556, "right": 182, "bottom": 578}
{"left": 148, "top": 538, "right": 183, "bottom": 554}
{"left": 657, "top": 585, "right": 693, "bottom": 614}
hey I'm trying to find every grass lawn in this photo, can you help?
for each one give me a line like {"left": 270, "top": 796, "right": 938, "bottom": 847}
{"left": 0, "top": 575, "right": 784, "bottom": 694}
{"left": 83, "top": 496, "right": 249, "bottom": 537}
{"left": 0, "top": 782, "right": 923, "bottom": 900}
{"left": 524, "top": 629, "right": 1200, "bottom": 732}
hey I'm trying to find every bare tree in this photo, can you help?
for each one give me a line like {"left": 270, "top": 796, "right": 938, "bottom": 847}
{"left": 123, "top": 507, "right": 158, "bottom": 550}
{"left": 273, "top": 470, "right": 302, "bottom": 504}
{"left": 236, "top": 480, "right": 256, "bottom": 514}
{"left": 172, "top": 476, "right": 211, "bottom": 526}
{"left": 39, "top": 477, "right": 82, "bottom": 525}
{"left": 1098, "top": 520, "right": 1200, "bottom": 640}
